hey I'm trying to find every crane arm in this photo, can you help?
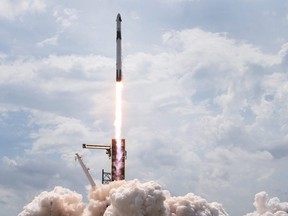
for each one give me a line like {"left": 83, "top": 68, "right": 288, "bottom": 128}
{"left": 75, "top": 153, "right": 96, "bottom": 188}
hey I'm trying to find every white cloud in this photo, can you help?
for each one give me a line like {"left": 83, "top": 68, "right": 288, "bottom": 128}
{"left": 204, "top": 147, "right": 274, "bottom": 184}
{"left": 37, "top": 35, "right": 58, "bottom": 47}
{"left": 125, "top": 29, "right": 283, "bottom": 151}
{"left": 53, "top": 8, "right": 78, "bottom": 29}
{"left": 0, "top": 0, "right": 46, "bottom": 20}
{"left": 162, "top": 29, "right": 279, "bottom": 70}
{"left": 0, "top": 54, "right": 114, "bottom": 99}
{"left": 28, "top": 112, "right": 95, "bottom": 155}
{"left": 2, "top": 156, "right": 18, "bottom": 167}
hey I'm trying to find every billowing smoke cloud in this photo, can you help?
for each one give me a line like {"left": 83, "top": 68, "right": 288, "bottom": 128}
{"left": 18, "top": 179, "right": 229, "bottom": 216}
{"left": 18, "top": 186, "right": 85, "bottom": 216}
{"left": 245, "top": 191, "right": 288, "bottom": 216}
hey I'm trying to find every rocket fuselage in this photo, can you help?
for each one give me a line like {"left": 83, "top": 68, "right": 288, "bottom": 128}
{"left": 116, "top": 13, "right": 122, "bottom": 82}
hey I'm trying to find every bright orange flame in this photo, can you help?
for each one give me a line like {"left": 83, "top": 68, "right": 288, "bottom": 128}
{"left": 114, "top": 82, "right": 123, "bottom": 179}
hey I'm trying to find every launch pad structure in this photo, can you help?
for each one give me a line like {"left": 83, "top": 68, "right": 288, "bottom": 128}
{"left": 82, "top": 139, "right": 126, "bottom": 184}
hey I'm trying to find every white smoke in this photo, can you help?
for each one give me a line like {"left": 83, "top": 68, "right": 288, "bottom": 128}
{"left": 103, "top": 180, "right": 168, "bottom": 216}
{"left": 83, "top": 180, "right": 124, "bottom": 216}
{"left": 245, "top": 191, "right": 288, "bottom": 216}
{"left": 18, "top": 186, "right": 85, "bottom": 216}
{"left": 166, "top": 193, "right": 228, "bottom": 216}
{"left": 18, "top": 179, "right": 229, "bottom": 216}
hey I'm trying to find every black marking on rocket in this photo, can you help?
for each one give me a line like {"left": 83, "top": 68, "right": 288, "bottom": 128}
{"left": 117, "top": 31, "right": 121, "bottom": 40}
{"left": 116, "top": 69, "right": 122, "bottom": 82}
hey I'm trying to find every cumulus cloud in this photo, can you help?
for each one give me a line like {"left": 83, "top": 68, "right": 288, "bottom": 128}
{"left": 2, "top": 156, "right": 18, "bottom": 167}
{"left": 0, "top": 0, "right": 46, "bottom": 20}
{"left": 201, "top": 148, "right": 274, "bottom": 189}
{"left": 18, "top": 180, "right": 228, "bottom": 216}
{"left": 125, "top": 28, "right": 284, "bottom": 154}
{"left": 29, "top": 112, "right": 94, "bottom": 155}
{"left": 0, "top": 54, "right": 114, "bottom": 118}
{"left": 53, "top": 8, "right": 78, "bottom": 29}
{"left": 0, "top": 54, "right": 113, "bottom": 85}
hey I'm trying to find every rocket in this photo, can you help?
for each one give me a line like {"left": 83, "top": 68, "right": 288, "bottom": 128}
{"left": 116, "top": 13, "right": 122, "bottom": 82}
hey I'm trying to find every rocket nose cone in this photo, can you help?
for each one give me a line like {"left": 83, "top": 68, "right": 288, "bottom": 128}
{"left": 117, "top": 13, "right": 122, "bottom": 22}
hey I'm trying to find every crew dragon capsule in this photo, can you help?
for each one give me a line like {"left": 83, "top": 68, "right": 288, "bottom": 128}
{"left": 116, "top": 13, "right": 122, "bottom": 82}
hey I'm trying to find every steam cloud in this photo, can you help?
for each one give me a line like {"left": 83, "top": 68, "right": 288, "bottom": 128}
{"left": 18, "top": 179, "right": 229, "bottom": 216}
{"left": 18, "top": 180, "right": 288, "bottom": 216}
{"left": 18, "top": 186, "right": 85, "bottom": 216}
{"left": 245, "top": 191, "right": 288, "bottom": 216}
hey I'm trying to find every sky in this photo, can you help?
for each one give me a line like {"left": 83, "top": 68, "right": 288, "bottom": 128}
{"left": 0, "top": 0, "right": 288, "bottom": 215}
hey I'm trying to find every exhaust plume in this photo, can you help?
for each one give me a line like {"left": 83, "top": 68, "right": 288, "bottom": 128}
{"left": 18, "top": 186, "right": 85, "bottom": 216}
{"left": 245, "top": 191, "right": 288, "bottom": 216}
{"left": 18, "top": 180, "right": 229, "bottom": 216}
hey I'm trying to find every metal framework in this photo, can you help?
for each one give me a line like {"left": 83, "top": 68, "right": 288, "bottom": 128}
{"left": 83, "top": 143, "right": 112, "bottom": 184}
{"left": 102, "top": 169, "right": 112, "bottom": 184}
{"left": 75, "top": 153, "right": 96, "bottom": 188}
{"left": 82, "top": 140, "right": 126, "bottom": 184}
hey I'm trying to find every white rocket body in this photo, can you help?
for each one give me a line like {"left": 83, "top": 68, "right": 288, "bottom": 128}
{"left": 116, "top": 13, "right": 122, "bottom": 82}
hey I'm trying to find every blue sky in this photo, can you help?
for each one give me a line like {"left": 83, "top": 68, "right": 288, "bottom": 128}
{"left": 1, "top": 0, "right": 288, "bottom": 215}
